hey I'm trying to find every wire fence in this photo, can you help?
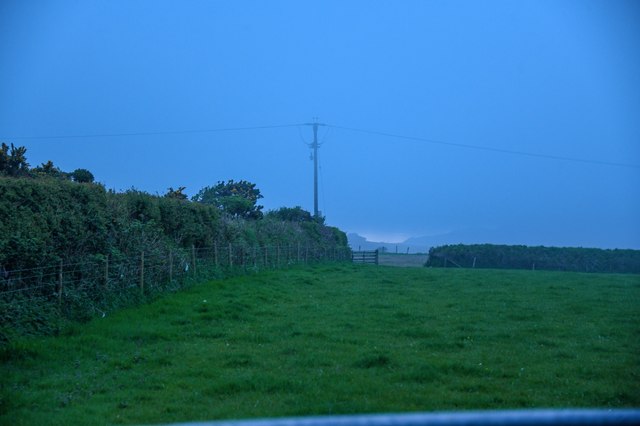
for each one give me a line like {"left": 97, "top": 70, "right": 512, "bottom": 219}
{"left": 0, "top": 243, "right": 352, "bottom": 324}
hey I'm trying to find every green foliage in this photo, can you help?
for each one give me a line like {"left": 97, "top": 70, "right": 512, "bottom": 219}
{"left": 70, "top": 168, "right": 94, "bottom": 183}
{"left": 193, "top": 179, "right": 264, "bottom": 220}
{"left": 266, "top": 206, "right": 314, "bottom": 222}
{"left": 164, "top": 186, "right": 188, "bottom": 200}
{"left": 31, "top": 160, "right": 68, "bottom": 180}
{"left": 0, "top": 176, "right": 349, "bottom": 344}
{"left": 157, "top": 195, "right": 220, "bottom": 248}
{"left": 0, "top": 296, "right": 61, "bottom": 343}
{"left": 425, "top": 243, "right": 640, "bottom": 273}
{"left": 1, "top": 266, "right": 638, "bottom": 423}
{"left": 0, "top": 145, "right": 350, "bottom": 344}
{"left": 0, "top": 142, "right": 30, "bottom": 177}
{"left": 0, "top": 176, "right": 110, "bottom": 269}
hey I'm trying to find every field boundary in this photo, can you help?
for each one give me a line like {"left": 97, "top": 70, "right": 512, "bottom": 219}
{"left": 351, "top": 250, "right": 379, "bottom": 265}
{"left": 0, "top": 243, "right": 351, "bottom": 341}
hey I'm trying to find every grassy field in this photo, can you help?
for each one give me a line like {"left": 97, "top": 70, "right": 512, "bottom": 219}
{"left": 1, "top": 264, "right": 639, "bottom": 425}
{"left": 379, "top": 253, "right": 428, "bottom": 267}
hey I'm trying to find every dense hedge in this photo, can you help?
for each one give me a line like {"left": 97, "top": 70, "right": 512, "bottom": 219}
{"left": 0, "top": 177, "right": 348, "bottom": 343}
{"left": 0, "top": 178, "right": 346, "bottom": 272}
{"left": 425, "top": 243, "right": 640, "bottom": 274}
{"left": 0, "top": 177, "right": 110, "bottom": 270}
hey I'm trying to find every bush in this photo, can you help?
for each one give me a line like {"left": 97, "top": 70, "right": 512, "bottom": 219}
{"left": 425, "top": 243, "right": 640, "bottom": 273}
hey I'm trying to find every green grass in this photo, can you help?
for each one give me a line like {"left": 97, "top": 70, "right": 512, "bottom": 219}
{"left": 1, "top": 264, "right": 639, "bottom": 425}
{"left": 379, "top": 253, "right": 428, "bottom": 267}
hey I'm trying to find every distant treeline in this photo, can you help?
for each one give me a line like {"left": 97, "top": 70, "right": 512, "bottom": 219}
{"left": 425, "top": 244, "right": 640, "bottom": 274}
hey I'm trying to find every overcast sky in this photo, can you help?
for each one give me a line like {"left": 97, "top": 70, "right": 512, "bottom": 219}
{"left": 1, "top": 0, "right": 639, "bottom": 249}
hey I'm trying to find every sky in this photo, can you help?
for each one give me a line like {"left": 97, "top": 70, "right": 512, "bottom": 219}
{"left": 1, "top": 0, "right": 639, "bottom": 249}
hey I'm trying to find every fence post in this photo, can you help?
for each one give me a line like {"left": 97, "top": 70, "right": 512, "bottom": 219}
{"left": 214, "top": 242, "right": 218, "bottom": 267}
{"left": 297, "top": 242, "right": 301, "bottom": 264}
{"left": 277, "top": 245, "right": 280, "bottom": 268}
{"left": 375, "top": 249, "right": 379, "bottom": 265}
{"left": 58, "top": 259, "right": 63, "bottom": 305}
{"left": 305, "top": 245, "right": 309, "bottom": 264}
{"left": 104, "top": 255, "right": 109, "bottom": 288}
{"left": 191, "top": 245, "right": 196, "bottom": 275}
{"left": 264, "top": 246, "right": 268, "bottom": 268}
{"left": 472, "top": 257, "right": 477, "bottom": 268}
{"left": 169, "top": 250, "right": 173, "bottom": 282}
{"left": 229, "top": 243, "right": 233, "bottom": 267}
{"left": 140, "top": 251, "right": 145, "bottom": 294}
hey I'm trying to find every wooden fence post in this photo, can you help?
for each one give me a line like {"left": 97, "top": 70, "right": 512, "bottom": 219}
{"left": 264, "top": 246, "right": 268, "bottom": 268}
{"left": 472, "top": 257, "right": 477, "bottom": 268}
{"left": 214, "top": 242, "right": 218, "bottom": 267}
{"left": 104, "top": 255, "right": 109, "bottom": 288}
{"left": 140, "top": 251, "right": 145, "bottom": 294}
{"left": 191, "top": 245, "right": 196, "bottom": 275}
{"left": 277, "top": 245, "right": 281, "bottom": 267}
{"left": 169, "top": 250, "right": 173, "bottom": 282}
{"left": 229, "top": 243, "right": 233, "bottom": 267}
{"left": 297, "top": 242, "right": 301, "bottom": 264}
{"left": 254, "top": 246, "right": 258, "bottom": 268}
{"left": 58, "top": 260, "right": 63, "bottom": 305}
{"left": 305, "top": 245, "right": 309, "bottom": 264}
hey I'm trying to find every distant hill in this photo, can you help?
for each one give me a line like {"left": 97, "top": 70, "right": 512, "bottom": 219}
{"left": 350, "top": 227, "right": 640, "bottom": 252}
{"left": 347, "top": 233, "right": 430, "bottom": 254}
{"left": 349, "top": 228, "right": 524, "bottom": 254}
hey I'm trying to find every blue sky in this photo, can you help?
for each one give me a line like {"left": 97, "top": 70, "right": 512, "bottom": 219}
{"left": 1, "top": 0, "right": 639, "bottom": 248}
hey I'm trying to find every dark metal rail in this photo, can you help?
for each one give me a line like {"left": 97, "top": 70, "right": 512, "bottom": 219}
{"left": 167, "top": 410, "right": 640, "bottom": 426}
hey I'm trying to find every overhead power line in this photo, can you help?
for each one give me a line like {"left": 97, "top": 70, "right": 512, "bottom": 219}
{"left": 2, "top": 121, "right": 637, "bottom": 169}
{"left": 328, "top": 124, "right": 640, "bottom": 170}
{"left": 0, "top": 123, "right": 303, "bottom": 140}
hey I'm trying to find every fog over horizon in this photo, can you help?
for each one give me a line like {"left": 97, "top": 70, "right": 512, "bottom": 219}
{"left": 1, "top": 1, "right": 639, "bottom": 250}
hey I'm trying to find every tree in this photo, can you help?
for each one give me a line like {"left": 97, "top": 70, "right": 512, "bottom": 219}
{"left": 32, "top": 160, "right": 68, "bottom": 179}
{"left": 266, "top": 206, "right": 313, "bottom": 222}
{"left": 164, "top": 186, "right": 188, "bottom": 201}
{"left": 192, "top": 179, "right": 264, "bottom": 219}
{"left": 0, "top": 143, "right": 30, "bottom": 177}
{"left": 70, "top": 168, "right": 94, "bottom": 183}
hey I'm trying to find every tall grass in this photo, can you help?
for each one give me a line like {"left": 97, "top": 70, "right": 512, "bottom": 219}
{"left": 1, "top": 265, "right": 638, "bottom": 425}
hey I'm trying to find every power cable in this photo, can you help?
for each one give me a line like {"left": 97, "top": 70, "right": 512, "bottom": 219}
{"left": 328, "top": 124, "right": 640, "bottom": 170}
{"left": 2, "top": 120, "right": 637, "bottom": 169}
{"left": 1, "top": 123, "right": 304, "bottom": 140}
{"left": 296, "top": 125, "right": 309, "bottom": 146}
